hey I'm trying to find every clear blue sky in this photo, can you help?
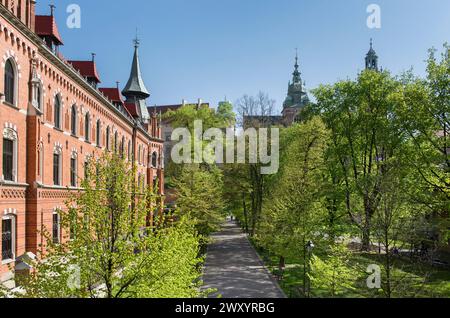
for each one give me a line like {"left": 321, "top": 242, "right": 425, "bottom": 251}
{"left": 38, "top": 0, "right": 450, "bottom": 113}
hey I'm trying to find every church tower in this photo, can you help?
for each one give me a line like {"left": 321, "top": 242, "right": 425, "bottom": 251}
{"left": 365, "top": 39, "right": 379, "bottom": 71}
{"left": 122, "top": 37, "right": 151, "bottom": 123}
{"left": 282, "top": 51, "right": 310, "bottom": 125}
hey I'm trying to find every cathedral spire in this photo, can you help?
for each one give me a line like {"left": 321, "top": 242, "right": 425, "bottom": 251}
{"left": 292, "top": 49, "right": 302, "bottom": 84}
{"left": 365, "top": 38, "right": 379, "bottom": 71}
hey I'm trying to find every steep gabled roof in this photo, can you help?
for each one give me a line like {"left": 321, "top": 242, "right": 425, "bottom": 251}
{"left": 68, "top": 61, "right": 101, "bottom": 83}
{"left": 124, "top": 102, "right": 140, "bottom": 118}
{"left": 99, "top": 88, "right": 124, "bottom": 104}
{"left": 35, "top": 15, "right": 64, "bottom": 45}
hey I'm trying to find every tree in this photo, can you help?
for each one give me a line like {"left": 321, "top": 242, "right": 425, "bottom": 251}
{"left": 217, "top": 101, "right": 236, "bottom": 127}
{"left": 16, "top": 153, "right": 204, "bottom": 298}
{"left": 397, "top": 44, "right": 450, "bottom": 246}
{"left": 258, "top": 117, "right": 329, "bottom": 294}
{"left": 173, "top": 164, "right": 225, "bottom": 236}
{"left": 309, "top": 244, "right": 357, "bottom": 298}
{"left": 313, "top": 70, "right": 406, "bottom": 251}
{"left": 232, "top": 92, "right": 278, "bottom": 236}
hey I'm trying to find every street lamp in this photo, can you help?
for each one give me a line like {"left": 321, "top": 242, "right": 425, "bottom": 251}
{"left": 305, "top": 240, "right": 314, "bottom": 298}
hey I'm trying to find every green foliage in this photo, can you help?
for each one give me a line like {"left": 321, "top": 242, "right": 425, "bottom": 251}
{"left": 258, "top": 117, "right": 329, "bottom": 260}
{"left": 16, "top": 153, "right": 204, "bottom": 298}
{"left": 309, "top": 244, "right": 357, "bottom": 298}
{"left": 173, "top": 164, "right": 225, "bottom": 236}
{"left": 217, "top": 101, "right": 236, "bottom": 127}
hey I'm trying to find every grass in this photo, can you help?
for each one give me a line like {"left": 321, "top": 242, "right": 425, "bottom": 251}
{"left": 250, "top": 239, "right": 450, "bottom": 298}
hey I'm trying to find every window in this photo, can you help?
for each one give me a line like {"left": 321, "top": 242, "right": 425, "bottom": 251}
{"left": 128, "top": 140, "right": 132, "bottom": 161}
{"left": 52, "top": 212, "right": 60, "bottom": 244}
{"left": 120, "top": 137, "right": 125, "bottom": 158}
{"left": 138, "top": 145, "right": 141, "bottom": 165}
{"left": 85, "top": 112, "right": 90, "bottom": 142}
{"left": 34, "top": 84, "right": 42, "bottom": 111}
{"left": 53, "top": 153, "right": 61, "bottom": 186}
{"left": 4, "top": 59, "right": 15, "bottom": 105}
{"left": 106, "top": 126, "right": 110, "bottom": 151}
{"left": 152, "top": 152, "right": 158, "bottom": 168}
{"left": 2, "top": 138, "right": 14, "bottom": 181}
{"left": 114, "top": 132, "right": 118, "bottom": 153}
{"left": 2, "top": 128, "right": 17, "bottom": 182}
{"left": 71, "top": 105, "right": 77, "bottom": 135}
{"left": 96, "top": 120, "right": 101, "bottom": 147}
{"left": 54, "top": 95, "right": 62, "bottom": 129}
{"left": 70, "top": 156, "right": 77, "bottom": 187}
{"left": 2, "top": 216, "right": 15, "bottom": 261}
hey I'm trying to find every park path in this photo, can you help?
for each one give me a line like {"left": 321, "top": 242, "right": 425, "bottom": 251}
{"left": 202, "top": 220, "right": 285, "bottom": 298}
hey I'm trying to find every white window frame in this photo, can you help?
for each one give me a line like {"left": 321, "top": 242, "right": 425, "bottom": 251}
{"left": 71, "top": 104, "right": 78, "bottom": 136}
{"left": 53, "top": 146, "right": 63, "bottom": 186}
{"left": 2, "top": 128, "right": 18, "bottom": 183}
{"left": 52, "top": 210, "right": 61, "bottom": 244}
{"left": 70, "top": 152, "right": 78, "bottom": 188}
{"left": 1, "top": 214, "right": 16, "bottom": 264}
{"left": 4, "top": 58, "right": 19, "bottom": 107}
{"left": 54, "top": 94, "right": 63, "bottom": 130}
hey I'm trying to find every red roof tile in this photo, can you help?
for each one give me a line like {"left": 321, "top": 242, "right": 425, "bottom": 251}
{"left": 68, "top": 61, "right": 101, "bottom": 83}
{"left": 99, "top": 88, "right": 124, "bottom": 104}
{"left": 35, "top": 15, "right": 63, "bottom": 45}
{"left": 124, "top": 102, "right": 139, "bottom": 117}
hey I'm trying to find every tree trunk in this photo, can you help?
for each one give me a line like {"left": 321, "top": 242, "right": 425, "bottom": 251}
{"left": 242, "top": 193, "right": 249, "bottom": 233}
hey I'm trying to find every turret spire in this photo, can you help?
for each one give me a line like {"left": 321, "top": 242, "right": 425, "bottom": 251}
{"left": 122, "top": 39, "right": 150, "bottom": 98}
{"left": 122, "top": 37, "right": 150, "bottom": 122}
{"left": 292, "top": 49, "right": 302, "bottom": 85}
{"left": 365, "top": 38, "right": 379, "bottom": 71}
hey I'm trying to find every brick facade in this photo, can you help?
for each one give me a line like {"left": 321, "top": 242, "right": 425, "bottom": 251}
{"left": 0, "top": 1, "right": 164, "bottom": 278}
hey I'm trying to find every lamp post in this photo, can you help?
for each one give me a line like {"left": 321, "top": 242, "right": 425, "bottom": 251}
{"left": 305, "top": 240, "right": 314, "bottom": 298}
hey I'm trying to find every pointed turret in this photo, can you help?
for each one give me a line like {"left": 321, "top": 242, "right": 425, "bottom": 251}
{"left": 365, "top": 38, "right": 379, "bottom": 71}
{"left": 283, "top": 50, "right": 307, "bottom": 109}
{"left": 122, "top": 37, "right": 150, "bottom": 122}
{"left": 292, "top": 50, "right": 302, "bottom": 85}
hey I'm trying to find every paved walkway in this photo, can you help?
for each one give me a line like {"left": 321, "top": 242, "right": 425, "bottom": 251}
{"left": 202, "top": 220, "right": 285, "bottom": 298}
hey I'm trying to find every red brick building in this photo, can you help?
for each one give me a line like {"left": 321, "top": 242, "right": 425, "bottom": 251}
{"left": 0, "top": 1, "right": 164, "bottom": 282}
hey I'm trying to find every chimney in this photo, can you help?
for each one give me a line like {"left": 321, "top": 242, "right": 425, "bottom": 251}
{"left": 30, "top": 0, "right": 36, "bottom": 32}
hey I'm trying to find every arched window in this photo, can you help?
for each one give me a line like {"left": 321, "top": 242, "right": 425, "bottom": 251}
{"left": 152, "top": 152, "right": 158, "bottom": 168}
{"left": 53, "top": 146, "right": 62, "bottom": 186}
{"left": 85, "top": 112, "right": 90, "bottom": 142}
{"left": 54, "top": 95, "right": 62, "bottom": 129}
{"left": 138, "top": 145, "right": 141, "bottom": 164}
{"left": 114, "top": 132, "right": 118, "bottom": 153}
{"left": 96, "top": 120, "right": 101, "bottom": 147}
{"left": 52, "top": 210, "right": 61, "bottom": 244}
{"left": 2, "top": 214, "right": 16, "bottom": 261}
{"left": 2, "top": 128, "right": 18, "bottom": 182}
{"left": 70, "top": 152, "right": 77, "bottom": 187}
{"left": 71, "top": 105, "right": 77, "bottom": 135}
{"left": 120, "top": 136, "right": 125, "bottom": 158}
{"left": 128, "top": 140, "right": 132, "bottom": 161}
{"left": 106, "top": 126, "right": 110, "bottom": 151}
{"left": 4, "top": 59, "right": 15, "bottom": 105}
